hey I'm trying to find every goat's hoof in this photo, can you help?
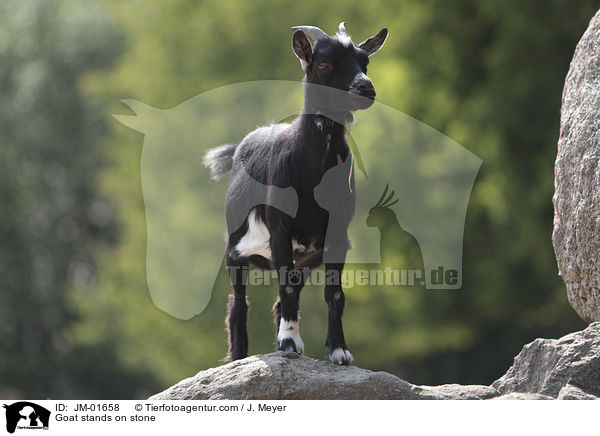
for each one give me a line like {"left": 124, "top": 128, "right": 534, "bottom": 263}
{"left": 329, "top": 348, "right": 354, "bottom": 365}
{"left": 277, "top": 319, "right": 304, "bottom": 354}
{"left": 277, "top": 337, "right": 304, "bottom": 355}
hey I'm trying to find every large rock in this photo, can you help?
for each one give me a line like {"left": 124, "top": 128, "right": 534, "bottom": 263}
{"left": 150, "top": 324, "right": 600, "bottom": 400}
{"left": 492, "top": 322, "right": 600, "bottom": 398}
{"left": 150, "top": 351, "right": 498, "bottom": 400}
{"left": 553, "top": 9, "right": 600, "bottom": 322}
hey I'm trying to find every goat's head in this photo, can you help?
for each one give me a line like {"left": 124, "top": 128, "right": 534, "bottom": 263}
{"left": 292, "top": 22, "right": 388, "bottom": 112}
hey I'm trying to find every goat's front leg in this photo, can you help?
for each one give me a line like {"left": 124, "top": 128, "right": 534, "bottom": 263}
{"left": 325, "top": 262, "right": 353, "bottom": 365}
{"left": 271, "top": 231, "right": 305, "bottom": 354}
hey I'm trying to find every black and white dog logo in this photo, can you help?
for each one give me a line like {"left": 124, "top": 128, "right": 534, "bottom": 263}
{"left": 3, "top": 402, "right": 50, "bottom": 434}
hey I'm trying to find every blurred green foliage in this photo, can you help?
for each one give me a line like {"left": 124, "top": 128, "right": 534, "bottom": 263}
{"left": 0, "top": 0, "right": 157, "bottom": 398}
{"left": 1, "top": 0, "right": 597, "bottom": 398}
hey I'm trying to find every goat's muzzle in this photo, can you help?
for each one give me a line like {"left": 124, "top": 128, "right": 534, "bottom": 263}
{"left": 349, "top": 88, "right": 375, "bottom": 110}
{"left": 349, "top": 75, "right": 376, "bottom": 109}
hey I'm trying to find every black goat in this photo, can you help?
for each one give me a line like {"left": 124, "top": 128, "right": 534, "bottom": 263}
{"left": 204, "top": 22, "right": 387, "bottom": 365}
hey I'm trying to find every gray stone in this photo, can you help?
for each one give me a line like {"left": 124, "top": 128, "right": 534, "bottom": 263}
{"left": 149, "top": 351, "right": 498, "bottom": 400}
{"left": 491, "top": 393, "right": 554, "bottom": 400}
{"left": 554, "top": 9, "right": 600, "bottom": 322}
{"left": 557, "top": 384, "right": 599, "bottom": 400}
{"left": 492, "top": 322, "right": 600, "bottom": 398}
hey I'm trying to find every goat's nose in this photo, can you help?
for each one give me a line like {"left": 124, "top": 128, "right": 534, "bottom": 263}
{"left": 352, "top": 76, "right": 375, "bottom": 96}
{"left": 357, "top": 80, "right": 373, "bottom": 91}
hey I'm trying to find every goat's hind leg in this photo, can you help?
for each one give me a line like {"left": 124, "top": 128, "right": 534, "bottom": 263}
{"left": 225, "top": 250, "right": 249, "bottom": 361}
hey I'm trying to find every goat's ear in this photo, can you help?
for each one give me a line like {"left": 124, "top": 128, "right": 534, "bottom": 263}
{"left": 358, "top": 27, "right": 388, "bottom": 56}
{"left": 292, "top": 30, "right": 313, "bottom": 70}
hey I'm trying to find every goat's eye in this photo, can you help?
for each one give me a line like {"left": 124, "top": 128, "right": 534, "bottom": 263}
{"left": 317, "top": 62, "right": 330, "bottom": 71}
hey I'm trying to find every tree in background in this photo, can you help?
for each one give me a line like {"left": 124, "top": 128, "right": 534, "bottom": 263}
{"left": 0, "top": 0, "right": 157, "bottom": 398}
{"left": 395, "top": 0, "right": 596, "bottom": 383}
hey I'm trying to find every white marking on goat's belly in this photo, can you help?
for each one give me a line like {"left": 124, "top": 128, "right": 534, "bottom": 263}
{"left": 235, "top": 210, "right": 271, "bottom": 258}
{"left": 234, "top": 210, "right": 313, "bottom": 260}
{"left": 278, "top": 319, "right": 304, "bottom": 354}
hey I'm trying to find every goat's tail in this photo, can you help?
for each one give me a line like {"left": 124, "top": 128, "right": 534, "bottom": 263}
{"left": 203, "top": 143, "right": 238, "bottom": 181}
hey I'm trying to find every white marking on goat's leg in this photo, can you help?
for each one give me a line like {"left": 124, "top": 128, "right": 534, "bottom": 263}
{"left": 329, "top": 348, "right": 354, "bottom": 365}
{"left": 277, "top": 319, "right": 304, "bottom": 354}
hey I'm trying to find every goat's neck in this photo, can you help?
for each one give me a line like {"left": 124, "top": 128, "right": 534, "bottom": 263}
{"left": 299, "top": 110, "right": 348, "bottom": 153}
{"left": 298, "top": 105, "right": 351, "bottom": 185}
{"left": 302, "top": 99, "right": 353, "bottom": 128}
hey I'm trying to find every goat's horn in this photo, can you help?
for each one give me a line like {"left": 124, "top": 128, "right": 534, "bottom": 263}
{"left": 338, "top": 22, "right": 348, "bottom": 36}
{"left": 291, "top": 25, "right": 330, "bottom": 42}
{"left": 374, "top": 183, "right": 390, "bottom": 208}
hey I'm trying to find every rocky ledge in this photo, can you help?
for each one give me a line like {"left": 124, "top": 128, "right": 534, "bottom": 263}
{"left": 150, "top": 323, "right": 600, "bottom": 400}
